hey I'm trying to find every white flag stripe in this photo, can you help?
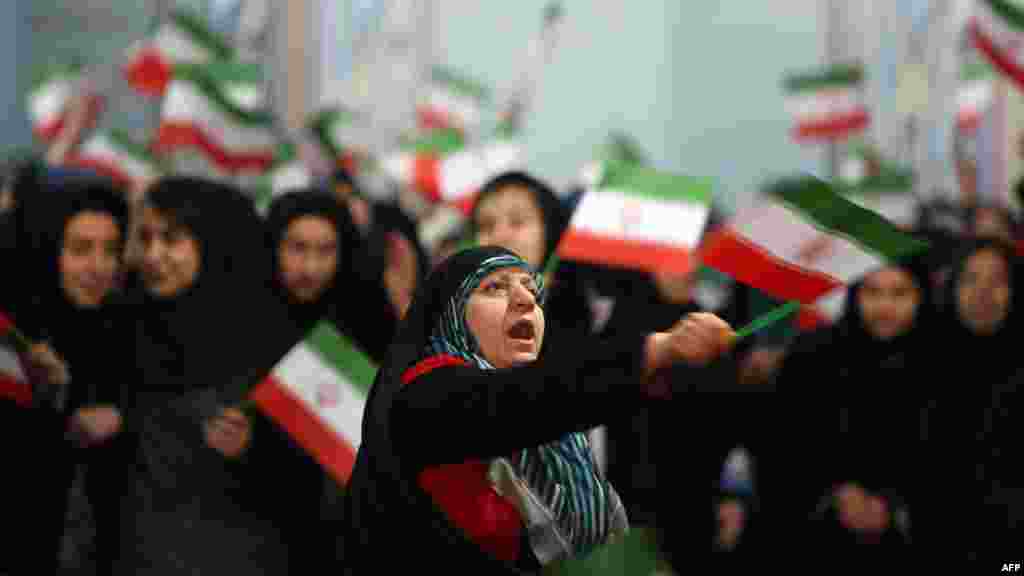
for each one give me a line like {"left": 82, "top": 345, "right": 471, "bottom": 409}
{"left": 438, "top": 142, "right": 523, "bottom": 201}
{"left": 153, "top": 23, "right": 216, "bottom": 63}
{"left": 732, "top": 202, "right": 885, "bottom": 283}
{"left": 79, "top": 135, "right": 159, "bottom": 184}
{"left": 273, "top": 343, "right": 364, "bottom": 449}
{"left": 30, "top": 80, "right": 73, "bottom": 126}
{"left": 423, "top": 87, "right": 483, "bottom": 127}
{"left": 784, "top": 89, "right": 863, "bottom": 121}
{"left": 570, "top": 188, "right": 708, "bottom": 248}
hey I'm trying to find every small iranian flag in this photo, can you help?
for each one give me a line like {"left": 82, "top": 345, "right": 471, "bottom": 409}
{"left": 783, "top": 64, "right": 869, "bottom": 142}
{"left": 249, "top": 321, "right": 376, "bottom": 484}
{"left": 0, "top": 311, "right": 31, "bottom": 408}
{"left": 971, "top": 0, "right": 1024, "bottom": 91}
{"left": 417, "top": 66, "right": 490, "bottom": 133}
{"left": 123, "top": 7, "right": 233, "bottom": 97}
{"left": 66, "top": 130, "right": 163, "bottom": 191}
{"left": 307, "top": 107, "right": 362, "bottom": 174}
{"left": 28, "top": 66, "right": 103, "bottom": 143}
{"left": 381, "top": 129, "right": 521, "bottom": 215}
{"left": 958, "top": 57, "right": 995, "bottom": 133}
{"left": 558, "top": 162, "right": 712, "bottom": 275}
{"left": 254, "top": 143, "right": 313, "bottom": 215}
{"left": 154, "top": 61, "right": 275, "bottom": 174}
{"left": 699, "top": 175, "right": 928, "bottom": 328}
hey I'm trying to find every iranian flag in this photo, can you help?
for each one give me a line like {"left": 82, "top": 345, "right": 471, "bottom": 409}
{"left": 249, "top": 321, "right": 376, "bottom": 484}
{"left": 154, "top": 61, "right": 275, "bottom": 174}
{"left": 28, "top": 66, "right": 103, "bottom": 143}
{"left": 381, "top": 129, "right": 521, "bottom": 215}
{"left": 784, "top": 64, "right": 869, "bottom": 142}
{"left": 958, "top": 57, "right": 994, "bottom": 133}
{"left": 123, "top": 7, "right": 233, "bottom": 97}
{"left": 66, "top": 130, "right": 162, "bottom": 191}
{"left": 307, "top": 107, "right": 362, "bottom": 174}
{"left": 417, "top": 66, "right": 490, "bottom": 133}
{"left": 0, "top": 311, "right": 31, "bottom": 408}
{"left": 254, "top": 143, "right": 313, "bottom": 215}
{"left": 699, "top": 176, "right": 928, "bottom": 329}
{"left": 557, "top": 162, "right": 712, "bottom": 275}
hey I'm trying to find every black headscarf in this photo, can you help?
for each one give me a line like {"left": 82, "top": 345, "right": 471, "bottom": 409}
{"left": 938, "top": 237, "right": 1019, "bottom": 383}
{"left": 828, "top": 251, "right": 937, "bottom": 380}
{"left": 472, "top": 171, "right": 568, "bottom": 264}
{"left": 132, "top": 176, "right": 273, "bottom": 402}
{"left": 259, "top": 188, "right": 376, "bottom": 364}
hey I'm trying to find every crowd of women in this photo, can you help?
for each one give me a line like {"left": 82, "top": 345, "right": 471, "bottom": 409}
{"left": 0, "top": 156, "right": 1019, "bottom": 574}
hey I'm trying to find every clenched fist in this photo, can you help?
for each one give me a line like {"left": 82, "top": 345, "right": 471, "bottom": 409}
{"left": 204, "top": 407, "right": 252, "bottom": 460}
{"left": 645, "top": 312, "right": 736, "bottom": 375}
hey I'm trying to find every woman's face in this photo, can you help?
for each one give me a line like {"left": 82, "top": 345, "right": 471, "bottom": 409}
{"left": 278, "top": 215, "right": 339, "bottom": 303}
{"left": 474, "top": 185, "right": 547, "bottom": 269}
{"left": 59, "top": 211, "right": 122, "bottom": 308}
{"left": 139, "top": 206, "right": 201, "bottom": 298}
{"left": 856, "top": 266, "right": 921, "bottom": 341}
{"left": 956, "top": 247, "right": 1011, "bottom": 335}
{"left": 465, "top": 267, "right": 546, "bottom": 369}
{"left": 972, "top": 207, "right": 1013, "bottom": 243}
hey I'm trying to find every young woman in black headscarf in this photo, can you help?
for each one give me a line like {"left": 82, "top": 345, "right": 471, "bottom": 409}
{"left": 342, "top": 246, "right": 736, "bottom": 574}
{"left": 109, "top": 176, "right": 292, "bottom": 575}
{"left": 0, "top": 178, "right": 130, "bottom": 574}
{"left": 260, "top": 187, "right": 400, "bottom": 571}
{"left": 917, "top": 238, "right": 1021, "bottom": 557}
{"left": 773, "top": 252, "right": 938, "bottom": 558}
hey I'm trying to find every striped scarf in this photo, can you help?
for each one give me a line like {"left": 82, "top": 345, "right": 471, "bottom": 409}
{"left": 423, "top": 253, "right": 612, "bottom": 559}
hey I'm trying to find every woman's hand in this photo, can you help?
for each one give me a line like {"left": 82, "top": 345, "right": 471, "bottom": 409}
{"left": 204, "top": 406, "right": 252, "bottom": 459}
{"left": 68, "top": 405, "right": 122, "bottom": 448}
{"left": 645, "top": 312, "right": 735, "bottom": 375}
{"left": 26, "top": 342, "right": 70, "bottom": 387}
{"left": 834, "top": 482, "right": 890, "bottom": 535}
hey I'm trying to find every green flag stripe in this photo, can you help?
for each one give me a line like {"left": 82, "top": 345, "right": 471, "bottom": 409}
{"left": 308, "top": 108, "right": 356, "bottom": 157}
{"left": 107, "top": 130, "right": 159, "bottom": 165}
{"left": 784, "top": 64, "right": 864, "bottom": 92}
{"left": 431, "top": 66, "right": 490, "bottom": 101}
{"left": 985, "top": 0, "right": 1024, "bottom": 32}
{"left": 599, "top": 162, "right": 713, "bottom": 204}
{"left": 767, "top": 176, "right": 928, "bottom": 261}
{"left": 400, "top": 128, "right": 466, "bottom": 155}
{"left": 172, "top": 63, "right": 272, "bottom": 126}
{"left": 171, "top": 7, "right": 234, "bottom": 60}
{"left": 308, "top": 322, "right": 377, "bottom": 394}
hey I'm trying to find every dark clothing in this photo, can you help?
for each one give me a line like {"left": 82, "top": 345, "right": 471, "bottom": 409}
{"left": 0, "top": 180, "right": 129, "bottom": 575}
{"left": 113, "top": 177, "right": 291, "bottom": 575}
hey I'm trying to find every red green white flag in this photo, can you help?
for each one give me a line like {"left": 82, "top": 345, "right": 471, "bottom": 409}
{"left": 154, "top": 61, "right": 275, "bottom": 174}
{"left": 958, "top": 55, "right": 995, "bottom": 133}
{"left": 381, "top": 128, "right": 521, "bottom": 215}
{"left": 699, "top": 175, "right": 928, "bottom": 328}
{"left": 123, "top": 7, "right": 233, "bottom": 97}
{"left": 558, "top": 162, "right": 712, "bottom": 275}
{"left": 28, "top": 65, "right": 103, "bottom": 143}
{"left": 0, "top": 311, "right": 31, "bottom": 407}
{"left": 249, "top": 321, "right": 376, "bottom": 484}
{"left": 66, "top": 130, "right": 163, "bottom": 191}
{"left": 417, "top": 66, "right": 490, "bottom": 134}
{"left": 783, "top": 64, "right": 869, "bottom": 142}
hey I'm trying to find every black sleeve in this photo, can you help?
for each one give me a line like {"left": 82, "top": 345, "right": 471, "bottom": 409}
{"left": 390, "top": 333, "right": 650, "bottom": 467}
